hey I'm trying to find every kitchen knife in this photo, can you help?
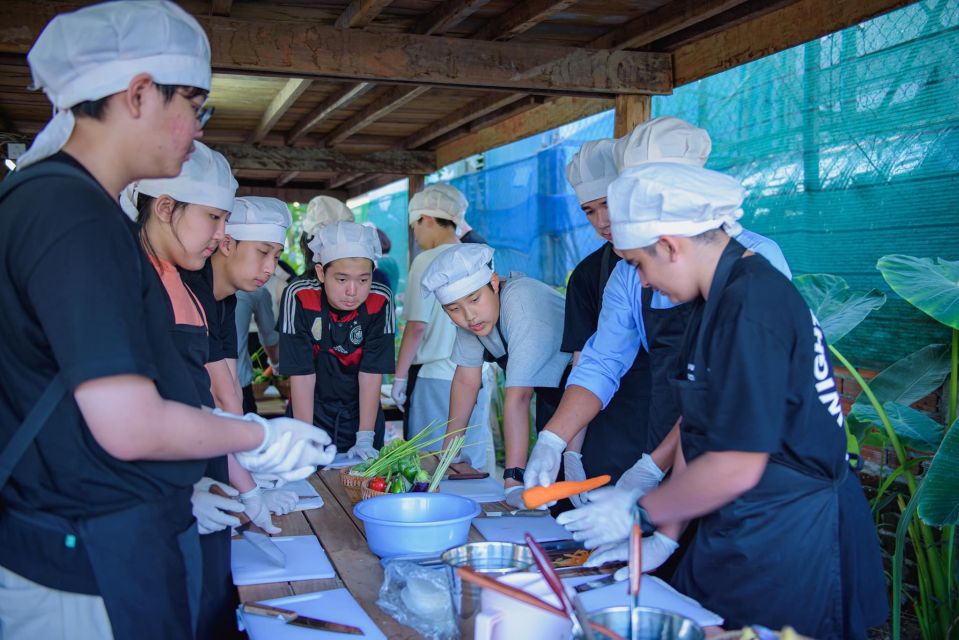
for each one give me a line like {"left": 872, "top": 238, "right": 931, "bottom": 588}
{"left": 446, "top": 462, "right": 489, "bottom": 480}
{"left": 210, "top": 485, "right": 287, "bottom": 567}
{"left": 573, "top": 574, "right": 618, "bottom": 593}
{"left": 241, "top": 602, "right": 365, "bottom": 635}
{"left": 482, "top": 508, "right": 550, "bottom": 517}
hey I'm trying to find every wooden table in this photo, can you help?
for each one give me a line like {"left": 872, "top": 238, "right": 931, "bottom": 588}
{"left": 237, "top": 467, "right": 487, "bottom": 638}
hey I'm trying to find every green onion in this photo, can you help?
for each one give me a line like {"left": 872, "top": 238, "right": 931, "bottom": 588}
{"left": 428, "top": 436, "right": 465, "bottom": 493}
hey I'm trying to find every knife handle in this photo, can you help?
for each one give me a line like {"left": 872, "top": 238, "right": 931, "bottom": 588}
{"left": 242, "top": 602, "right": 298, "bottom": 622}
{"left": 209, "top": 484, "right": 252, "bottom": 525}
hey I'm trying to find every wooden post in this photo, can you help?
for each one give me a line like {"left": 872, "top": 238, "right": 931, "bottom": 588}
{"left": 613, "top": 95, "right": 652, "bottom": 138}
{"left": 407, "top": 175, "right": 425, "bottom": 268}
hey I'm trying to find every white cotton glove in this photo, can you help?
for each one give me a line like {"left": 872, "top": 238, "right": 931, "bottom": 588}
{"left": 616, "top": 454, "right": 665, "bottom": 495}
{"left": 391, "top": 378, "right": 407, "bottom": 412}
{"left": 523, "top": 431, "right": 568, "bottom": 502}
{"left": 584, "top": 532, "right": 680, "bottom": 579}
{"left": 563, "top": 451, "right": 589, "bottom": 508}
{"left": 239, "top": 487, "right": 282, "bottom": 534}
{"left": 233, "top": 414, "right": 337, "bottom": 481}
{"left": 555, "top": 486, "right": 644, "bottom": 548}
{"left": 262, "top": 488, "right": 298, "bottom": 515}
{"left": 347, "top": 431, "right": 378, "bottom": 460}
{"left": 504, "top": 485, "right": 525, "bottom": 509}
{"left": 191, "top": 477, "right": 245, "bottom": 535}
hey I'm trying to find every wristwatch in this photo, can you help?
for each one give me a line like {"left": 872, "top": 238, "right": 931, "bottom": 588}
{"left": 503, "top": 467, "right": 525, "bottom": 483}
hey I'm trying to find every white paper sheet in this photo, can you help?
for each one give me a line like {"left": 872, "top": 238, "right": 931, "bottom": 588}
{"left": 471, "top": 514, "right": 573, "bottom": 544}
{"left": 280, "top": 478, "right": 325, "bottom": 511}
{"left": 439, "top": 477, "right": 505, "bottom": 503}
{"left": 568, "top": 574, "right": 724, "bottom": 628}
{"left": 240, "top": 588, "right": 387, "bottom": 640}
{"left": 232, "top": 535, "right": 336, "bottom": 586}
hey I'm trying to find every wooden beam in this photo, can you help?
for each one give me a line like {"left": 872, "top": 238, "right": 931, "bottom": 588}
{"left": 425, "top": 95, "right": 546, "bottom": 148}
{"left": 211, "top": 0, "right": 233, "bottom": 17}
{"left": 286, "top": 83, "right": 375, "bottom": 145}
{"left": 407, "top": 175, "right": 425, "bottom": 267}
{"left": 347, "top": 174, "right": 405, "bottom": 198}
{"left": 413, "top": 0, "right": 492, "bottom": 35}
{"left": 588, "top": 0, "right": 750, "bottom": 51}
{"left": 328, "top": 173, "right": 364, "bottom": 190}
{"left": 236, "top": 184, "right": 347, "bottom": 202}
{"left": 672, "top": 0, "right": 916, "bottom": 86}
{"left": 200, "top": 17, "right": 674, "bottom": 96}
{"left": 648, "top": 0, "right": 797, "bottom": 51}
{"left": 335, "top": 0, "right": 394, "bottom": 30}
{"left": 210, "top": 143, "right": 435, "bottom": 175}
{"left": 471, "top": 0, "right": 579, "bottom": 41}
{"left": 323, "top": 85, "right": 430, "bottom": 147}
{"left": 436, "top": 96, "right": 612, "bottom": 168}
{"left": 399, "top": 92, "right": 526, "bottom": 149}
{"left": 276, "top": 171, "right": 300, "bottom": 187}
{"left": 613, "top": 95, "right": 651, "bottom": 138}
{"left": 0, "top": 7, "right": 672, "bottom": 96}
{"left": 248, "top": 78, "right": 312, "bottom": 144}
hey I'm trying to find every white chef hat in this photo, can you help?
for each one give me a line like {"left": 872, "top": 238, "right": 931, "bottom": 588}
{"left": 118, "top": 183, "right": 140, "bottom": 221}
{"left": 133, "top": 141, "right": 237, "bottom": 213}
{"left": 420, "top": 243, "right": 495, "bottom": 305}
{"left": 308, "top": 221, "right": 382, "bottom": 266}
{"left": 612, "top": 116, "right": 711, "bottom": 173}
{"left": 565, "top": 139, "right": 617, "bottom": 204}
{"left": 227, "top": 197, "right": 292, "bottom": 245}
{"left": 302, "top": 196, "right": 354, "bottom": 239}
{"left": 19, "top": 1, "right": 211, "bottom": 171}
{"left": 608, "top": 163, "right": 744, "bottom": 251}
{"left": 408, "top": 183, "right": 468, "bottom": 227}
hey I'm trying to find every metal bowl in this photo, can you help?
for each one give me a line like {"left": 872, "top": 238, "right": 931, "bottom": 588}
{"left": 441, "top": 542, "right": 535, "bottom": 618}
{"left": 576, "top": 606, "right": 705, "bottom": 640}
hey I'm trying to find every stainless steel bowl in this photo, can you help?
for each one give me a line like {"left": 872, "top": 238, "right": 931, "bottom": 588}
{"left": 575, "top": 606, "right": 705, "bottom": 640}
{"left": 441, "top": 541, "right": 535, "bottom": 618}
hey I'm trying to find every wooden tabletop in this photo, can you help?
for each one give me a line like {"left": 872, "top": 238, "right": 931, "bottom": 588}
{"left": 237, "top": 467, "right": 488, "bottom": 638}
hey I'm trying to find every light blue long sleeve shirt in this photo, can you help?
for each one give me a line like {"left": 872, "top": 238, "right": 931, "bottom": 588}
{"left": 235, "top": 286, "right": 280, "bottom": 387}
{"left": 567, "top": 228, "right": 792, "bottom": 408}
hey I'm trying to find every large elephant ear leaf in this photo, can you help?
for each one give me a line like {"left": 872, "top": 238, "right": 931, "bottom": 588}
{"left": 918, "top": 419, "right": 959, "bottom": 526}
{"left": 877, "top": 255, "right": 959, "bottom": 330}
{"left": 794, "top": 274, "right": 886, "bottom": 344}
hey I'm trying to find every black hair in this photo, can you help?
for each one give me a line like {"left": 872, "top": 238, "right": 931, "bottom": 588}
{"left": 71, "top": 84, "right": 207, "bottom": 120}
{"left": 434, "top": 217, "right": 456, "bottom": 230}
{"left": 136, "top": 192, "right": 188, "bottom": 261}
{"left": 376, "top": 227, "right": 391, "bottom": 254}
{"left": 300, "top": 231, "right": 318, "bottom": 277}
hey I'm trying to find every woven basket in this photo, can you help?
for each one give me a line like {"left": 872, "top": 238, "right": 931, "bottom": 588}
{"left": 339, "top": 466, "right": 367, "bottom": 505}
{"left": 360, "top": 477, "right": 390, "bottom": 501}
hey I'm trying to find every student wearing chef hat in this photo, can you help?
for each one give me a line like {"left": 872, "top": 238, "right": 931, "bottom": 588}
{"left": 135, "top": 151, "right": 299, "bottom": 639}
{"left": 392, "top": 184, "right": 494, "bottom": 473}
{"left": 421, "top": 243, "right": 571, "bottom": 507}
{"left": 279, "top": 221, "right": 396, "bottom": 461}
{"left": 526, "top": 117, "right": 791, "bottom": 516}
{"left": 555, "top": 162, "right": 888, "bottom": 639}
{"left": 0, "top": 2, "right": 334, "bottom": 638}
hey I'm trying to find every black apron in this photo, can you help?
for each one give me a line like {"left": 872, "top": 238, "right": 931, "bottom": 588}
{"left": 286, "top": 301, "right": 386, "bottom": 452}
{"left": 640, "top": 287, "right": 693, "bottom": 451}
{"left": 579, "top": 244, "right": 652, "bottom": 482}
{"left": 669, "top": 239, "right": 846, "bottom": 638}
{"left": 166, "top": 277, "right": 240, "bottom": 640}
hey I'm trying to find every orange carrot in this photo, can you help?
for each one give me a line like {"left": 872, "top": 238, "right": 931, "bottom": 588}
{"left": 521, "top": 475, "right": 611, "bottom": 509}
{"left": 262, "top": 365, "right": 273, "bottom": 378}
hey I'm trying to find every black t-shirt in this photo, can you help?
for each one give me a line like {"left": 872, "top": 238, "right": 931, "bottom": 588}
{"left": 0, "top": 153, "right": 205, "bottom": 590}
{"left": 180, "top": 261, "right": 238, "bottom": 363}
{"left": 278, "top": 276, "right": 395, "bottom": 406}
{"left": 562, "top": 243, "right": 616, "bottom": 353}
{"left": 686, "top": 255, "right": 847, "bottom": 478}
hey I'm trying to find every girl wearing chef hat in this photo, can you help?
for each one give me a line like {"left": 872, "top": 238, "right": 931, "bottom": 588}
{"left": 0, "top": 2, "right": 334, "bottom": 638}
{"left": 278, "top": 221, "right": 396, "bottom": 462}
{"left": 135, "top": 149, "right": 301, "bottom": 639}
{"left": 556, "top": 162, "right": 888, "bottom": 639}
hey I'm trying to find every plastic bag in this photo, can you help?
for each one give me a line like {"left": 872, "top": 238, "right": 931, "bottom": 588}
{"left": 377, "top": 559, "right": 459, "bottom": 639}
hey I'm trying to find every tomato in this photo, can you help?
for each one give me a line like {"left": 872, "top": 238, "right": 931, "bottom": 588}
{"left": 369, "top": 477, "right": 387, "bottom": 492}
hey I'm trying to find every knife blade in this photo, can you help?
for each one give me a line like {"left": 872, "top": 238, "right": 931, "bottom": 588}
{"left": 482, "top": 508, "right": 550, "bottom": 517}
{"left": 574, "top": 573, "right": 619, "bottom": 593}
{"left": 209, "top": 485, "right": 287, "bottom": 567}
{"left": 242, "top": 602, "right": 365, "bottom": 635}
{"left": 554, "top": 562, "right": 625, "bottom": 578}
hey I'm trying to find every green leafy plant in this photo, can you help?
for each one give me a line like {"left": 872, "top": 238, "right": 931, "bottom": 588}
{"left": 795, "top": 256, "right": 959, "bottom": 640}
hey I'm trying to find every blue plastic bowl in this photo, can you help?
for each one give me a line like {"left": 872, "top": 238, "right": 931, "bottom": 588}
{"left": 353, "top": 493, "right": 481, "bottom": 558}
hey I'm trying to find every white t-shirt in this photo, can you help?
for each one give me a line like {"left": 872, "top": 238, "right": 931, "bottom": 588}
{"left": 404, "top": 243, "right": 459, "bottom": 380}
{"left": 451, "top": 275, "right": 571, "bottom": 388}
